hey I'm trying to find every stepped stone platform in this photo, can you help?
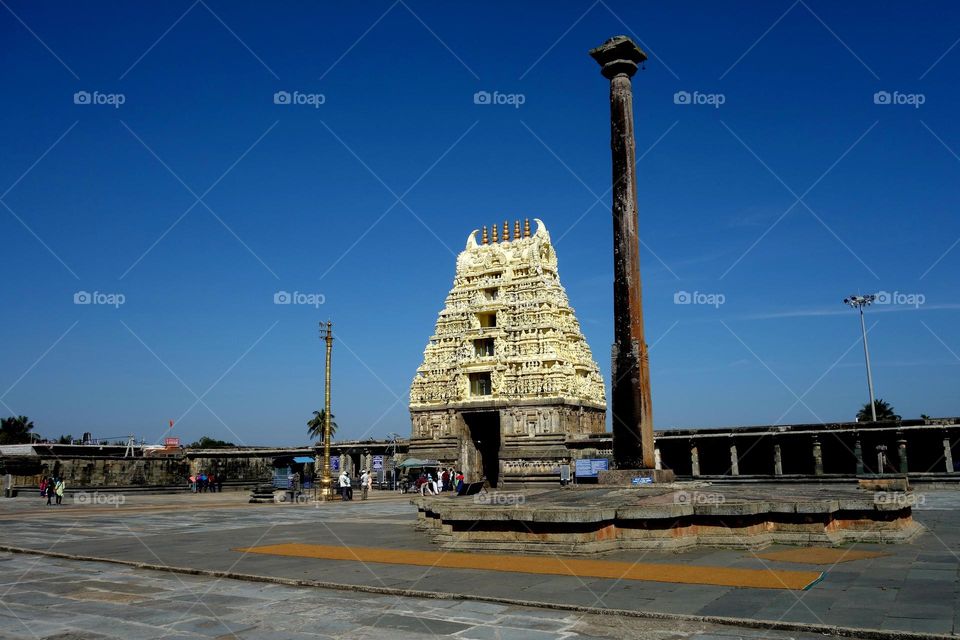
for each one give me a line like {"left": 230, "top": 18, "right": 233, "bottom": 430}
{"left": 413, "top": 483, "right": 924, "bottom": 553}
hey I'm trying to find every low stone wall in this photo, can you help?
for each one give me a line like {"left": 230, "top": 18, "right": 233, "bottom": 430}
{"left": 413, "top": 485, "right": 925, "bottom": 553}
{"left": 7, "top": 456, "right": 190, "bottom": 489}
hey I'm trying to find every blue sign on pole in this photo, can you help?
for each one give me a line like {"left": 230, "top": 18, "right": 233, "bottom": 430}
{"left": 574, "top": 458, "right": 609, "bottom": 478}
{"left": 330, "top": 458, "right": 340, "bottom": 472}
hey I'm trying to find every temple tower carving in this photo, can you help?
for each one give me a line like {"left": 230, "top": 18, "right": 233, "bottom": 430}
{"left": 409, "top": 219, "right": 607, "bottom": 486}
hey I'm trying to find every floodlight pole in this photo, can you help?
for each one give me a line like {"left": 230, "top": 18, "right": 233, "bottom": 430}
{"left": 844, "top": 295, "right": 877, "bottom": 422}
{"left": 320, "top": 321, "right": 334, "bottom": 500}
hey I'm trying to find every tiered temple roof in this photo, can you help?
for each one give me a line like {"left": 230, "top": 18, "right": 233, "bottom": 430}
{"left": 410, "top": 219, "right": 605, "bottom": 410}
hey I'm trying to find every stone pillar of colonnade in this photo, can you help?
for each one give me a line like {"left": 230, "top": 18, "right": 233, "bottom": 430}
{"left": 898, "top": 438, "right": 909, "bottom": 474}
{"left": 812, "top": 437, "right": 824, "bottom": 476}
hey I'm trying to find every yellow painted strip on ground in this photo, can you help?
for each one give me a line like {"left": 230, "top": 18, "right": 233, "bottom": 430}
{"left": 756, "top": 547, "right": 887, "bottom": 565}
{"left": 234, "top": 543, "right": 822, "bottom": 590}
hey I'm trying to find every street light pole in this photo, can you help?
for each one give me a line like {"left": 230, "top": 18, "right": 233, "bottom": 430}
{"left": 319, "top": 320, "right": 334, "bottom": 500}
{"left": 844, "top": 295, "right": 877, "bottom": 422}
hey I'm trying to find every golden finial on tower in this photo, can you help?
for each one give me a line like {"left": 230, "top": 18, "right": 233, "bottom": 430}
{"left": 514, "top": 220, "right": 520, "bottom": 240}
{"left": 491, "top": 223, "right": 499, "bottom": 243}
{"left": 481, "top": 226, "right": 488, "bottom": 245}
{"left": 502, "top": 221, "right": 509, "bottom": 242}
{"left": 523, "top": 218, "right": 531, "bottom": 238}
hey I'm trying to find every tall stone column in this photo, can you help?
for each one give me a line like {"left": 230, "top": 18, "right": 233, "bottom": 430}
{"left": 773, "top": 442, "right": 783, "bottom": 476}
{"left": 590, "top": 36, "right": 653, "bottom": 469}
{"left": 729, "top": 442, "right": 740, "bottom": 476}
{"left": 897, "top": 438, "right": 908, "bottom": 474}
{"left": 944, "top": 435, "right": 954, "bottom": 473}
{"left": 812, "top": 437, "right": 824, "bottom": 476}
{"left": 690, "top": 441, "right": 700, "bottom": 477}
{"left": 854, "top": 438, "right": 864, "bottom": 475}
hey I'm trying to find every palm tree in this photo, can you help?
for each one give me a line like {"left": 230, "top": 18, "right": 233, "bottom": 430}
{"left": 307, "top": 410, "right": 337, "bottom": 442}
{"left": 857, "top": 399, "right": 900, "bottom": 422}
{"left": 0, "top": 415, "right": 35, "bottom": 445}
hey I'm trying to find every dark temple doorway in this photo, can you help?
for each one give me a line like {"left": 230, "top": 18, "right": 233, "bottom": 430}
{"left": 464, "top": 411, "right": 501, "bottom": 487}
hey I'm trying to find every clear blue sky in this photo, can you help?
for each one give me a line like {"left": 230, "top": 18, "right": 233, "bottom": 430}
{"left": 2, "top": 1, "right": 958, "bottom": 446}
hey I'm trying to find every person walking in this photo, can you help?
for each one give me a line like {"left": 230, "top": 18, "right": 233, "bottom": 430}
{"left": 54, "top": 477, "right": 65, "bottom": 505}
{"left": 338, "top": 470, "right": 349, "bottom": 501}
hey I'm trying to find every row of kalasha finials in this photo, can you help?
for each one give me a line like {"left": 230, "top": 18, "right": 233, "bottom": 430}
{"left": 481, "top": 219, "right": 532, "bottom": 244}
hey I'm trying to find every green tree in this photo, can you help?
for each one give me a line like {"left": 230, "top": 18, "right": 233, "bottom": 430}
{"left": 307, "top": 409, "right": 337, "bottom": 442}
{"left": 0, "top": 416, "right": 35, "bottom": 445}
{"left": 857, "top": 399, "right": 900, "bottom": 422}
{"left": 57, "top": 434, "right": 73, "bottom": 444}
{"left": 187, "top": 436, "right": 236, "bottom": 449}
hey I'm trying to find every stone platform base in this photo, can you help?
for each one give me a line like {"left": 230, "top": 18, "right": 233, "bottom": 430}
{"left": 413, "top": 483, "right": 924, "bottom": 554}
{"left": 597, "top": 468, "right": 676, "bottom": 484}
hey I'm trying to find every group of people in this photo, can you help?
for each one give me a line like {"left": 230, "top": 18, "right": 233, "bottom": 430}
{"left": 414, "top": 468, "right": 464, "bottom": 496}
{"left": 38, "top": 476, "right": 65, "bottom": 505}
{"left": 337, "top": 469, "right": 373, "bottom": 501}
{"left": 188, "top": 472, "right": 224, "bottom": 493}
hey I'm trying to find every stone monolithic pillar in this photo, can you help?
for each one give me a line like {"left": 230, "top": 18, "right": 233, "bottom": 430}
{"left": 854, "top": 438, "right": 865, "bottom": 475}
{"left": 897, "top": 437, "right": 909, "bottom": 474}
{"left": 590, "top": 36, "right": 654, "bottom": 469}
{"left": 812, "top": 437, "right": 824, "bottom": 476}
{"left": 944, "top": 434, "right": 955, "bottom": 473}
{"left": 690, "top": 441, "right": 701, "bottom": 477}
{"left": 773, "top": 442, "right": 783, "bottom": 476}
{"left": 729, "top": 441, "right": 740, "bottom": 476}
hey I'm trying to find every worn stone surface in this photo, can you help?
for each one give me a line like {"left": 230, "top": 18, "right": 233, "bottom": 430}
{"left": 0, "top": 490, "right": 959, "bottom": 637}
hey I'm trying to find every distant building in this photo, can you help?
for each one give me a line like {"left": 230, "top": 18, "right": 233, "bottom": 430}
{"left": 408, "top": 219, "right": 608, "bottom": 485}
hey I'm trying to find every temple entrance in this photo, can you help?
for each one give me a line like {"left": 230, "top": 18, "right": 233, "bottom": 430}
{"left": 463, "top": 411, "right": 501, "bottom": 487}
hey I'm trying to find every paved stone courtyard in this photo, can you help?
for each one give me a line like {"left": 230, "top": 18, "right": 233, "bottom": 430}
{"left": 0, "top": 487, "right": 958, "bottom": 638}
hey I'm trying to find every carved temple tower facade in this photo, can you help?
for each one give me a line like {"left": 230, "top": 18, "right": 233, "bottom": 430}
{"left": 409, "top": 219, "right": 607, "bottom": 486}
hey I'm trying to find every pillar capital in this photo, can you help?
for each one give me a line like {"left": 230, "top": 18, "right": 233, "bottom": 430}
{"left": 589, "top": 35, "right": 647, "bottom": 79}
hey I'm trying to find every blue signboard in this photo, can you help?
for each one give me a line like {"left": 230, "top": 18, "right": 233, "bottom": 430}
{"left": 574, "top": 458, "right": 609, "bottom": 478}
{"left": 330, "top": 458, "right": 340, "bottom": 472}
{"left": 372, "top": 455, "right": 384, "bottom": 470}
{"left": 631, "top": 476, "right": 653, "bottom": 485}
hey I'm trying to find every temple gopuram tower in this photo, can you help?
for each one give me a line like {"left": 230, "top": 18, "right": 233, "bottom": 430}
{"left": 409, "top": 219, "right": 607, "bottom": 486}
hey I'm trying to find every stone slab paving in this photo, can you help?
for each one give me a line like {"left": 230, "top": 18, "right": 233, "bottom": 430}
{"left": 0, "top": 554, "right": 846, "bottom": 640}
{"left": 0, "top": 487, "right": 957, "bottom": 637}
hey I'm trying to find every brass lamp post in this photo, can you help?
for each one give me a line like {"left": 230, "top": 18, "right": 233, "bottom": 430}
{"left": 319, "top": 320, "right": 335, "bottom": 499}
